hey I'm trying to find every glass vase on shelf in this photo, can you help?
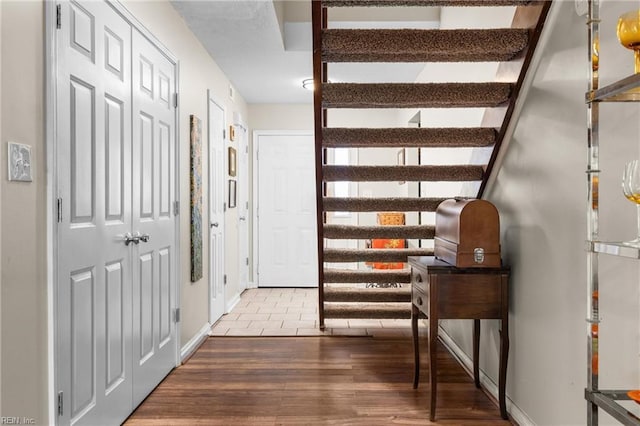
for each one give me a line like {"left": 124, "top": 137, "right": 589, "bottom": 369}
{"left": 622, "top": 160, "right": 640, "bottom": 246}
{"left": 617, "top": 9, "right": 640, "bottom": 74}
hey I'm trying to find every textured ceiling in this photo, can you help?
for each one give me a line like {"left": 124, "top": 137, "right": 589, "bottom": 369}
{"left": 170, "top": 1, "right": 440, "bottom": 104}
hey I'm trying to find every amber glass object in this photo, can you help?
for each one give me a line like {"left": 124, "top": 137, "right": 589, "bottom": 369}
{"left": 592, "top": 38, "right": 599, "bottom": 72}
{"left": 622, "top": 160, "right": 640, "bottom": 245}
{"left": 617, "top": 9, "right": 640, "bottom": 74}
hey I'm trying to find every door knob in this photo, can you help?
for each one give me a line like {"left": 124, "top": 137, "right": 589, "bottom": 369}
{"left": 124, "top": 233, "right": 140, "bottom": 246}
{"left": 239, "top": 216, "right": 246, "bottom": 221}
{"left": 138, "top": 233, "right": 150, "bottom": 243}
{"left": 211, "top": 222, "right": 219, "bottom": 228}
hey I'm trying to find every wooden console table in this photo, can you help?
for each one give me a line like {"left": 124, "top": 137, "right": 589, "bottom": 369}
{"left": 409, "top": 256, "right": 510, "bottom": 421}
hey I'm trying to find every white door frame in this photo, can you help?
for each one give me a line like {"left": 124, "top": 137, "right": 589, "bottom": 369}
{"left": 46, "top": 1, "right": 181, "bottom": 423}
{"left": 235, "top": 115, "right": 250, "bottom": 292}
{"left": 45, "top": 3, "right": 58, "bottom": 422}
{"left": 207, "top": 92, "right": 226, "bottom": 324}
{"left": 252, "top": 130, "right": 315, "bottom": 288}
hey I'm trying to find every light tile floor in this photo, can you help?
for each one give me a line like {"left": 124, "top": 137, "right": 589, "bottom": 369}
{"left": 210, "top": 287, "right": 418, "bottom": 337}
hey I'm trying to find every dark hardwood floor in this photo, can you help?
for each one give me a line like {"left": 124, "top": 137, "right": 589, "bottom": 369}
{"left": 125, "top": 335, "right": 513, "bottom": 425}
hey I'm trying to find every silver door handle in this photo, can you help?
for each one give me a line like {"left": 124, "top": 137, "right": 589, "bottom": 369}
{"left": 239, "top": 217, "right": 246, "bottom": 221}
{"left": 211, "top": 222, "right": 219, "bottom": 228}
{"left": 124, "top": 233, "right": 140, "bottom": 246}
{"left": 138, "top": 233, "right": 150, "bottom": 243}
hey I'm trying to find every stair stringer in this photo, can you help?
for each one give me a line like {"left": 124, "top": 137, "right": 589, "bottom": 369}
{"left": 475, "top": 1, "right": 560, "bottom": 198}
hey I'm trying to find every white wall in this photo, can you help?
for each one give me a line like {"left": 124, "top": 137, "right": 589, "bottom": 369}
{"left": 0, "top": 0, "right": 4, "bottom": 414}
{"left": 122, "top": 1, "right": 249, "bottom": 337}
{"left": 445, "top": 2, "right": 640, "bottom": 424}
{"left": 1, "top": 1, "right": 47, "bottom": 422}
{"left": 249, "top": 103, "right": 314, "bottom": 131}
{"left": 0, "top": 1, "right": 248, "bottom": 422}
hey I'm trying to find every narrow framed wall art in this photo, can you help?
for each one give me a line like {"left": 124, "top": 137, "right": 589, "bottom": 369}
{"left": 190, "top": 115, "right": 203, "bottom": 282}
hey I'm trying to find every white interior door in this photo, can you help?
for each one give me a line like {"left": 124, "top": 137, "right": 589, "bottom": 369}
{"left": 130, "top": 28, "right": 178, "bottom": 407}
{"left": 208, "top": 95, "right": 225, "bottom": 324}
{"left": 55, "top": 1, "right": 178, "bottom": 424}
{"left": 256, "top": 132, "right": 318, "bottom": 288}
{"left": 237, "top": 123, "right": 250, "bottom": 290}
{"left": 55, "top": 1, "right": 133, "bottom": 424}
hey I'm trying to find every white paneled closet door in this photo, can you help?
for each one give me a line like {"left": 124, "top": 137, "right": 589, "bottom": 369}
{"left": 55, "top": 1, "right": 134, "bottom": 424}
{"left": 131, "top": 28, "right": 178, "bottom": 407}
{"left": 55, "top": 1, "right": 177, "bottom": 424}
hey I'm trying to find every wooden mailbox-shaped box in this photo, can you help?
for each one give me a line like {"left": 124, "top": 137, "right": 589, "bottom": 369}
{"left": 434, "top": 199, "right": 501, "bottom": 268}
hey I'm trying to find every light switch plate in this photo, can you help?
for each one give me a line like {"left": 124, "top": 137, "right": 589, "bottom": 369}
{"left": 8, "top": 142, "right": 33, "bottom": 182}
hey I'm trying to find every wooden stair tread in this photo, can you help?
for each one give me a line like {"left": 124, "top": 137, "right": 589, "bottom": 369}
{"left": 325, "top": 286, "right": 411, "bottom": 303}
{"left": 323, "top": 165, "right": 484, "bottom": 182}
{"left": 323, "top": 197, "right": 447, "bottom": 212}
{"left": 324, "top": 268, "right": 411, "bottom": 283}
{"left": 324, "top": 303, "right": 411, "bottom": 319}
{"left": 324, "top": 224, "right": 435, "bottom": 239}
{"left": 324, "top": 248, "right": 433, "bottom": 262}
{"left": 322, "top": 82, "right": 512, "bottom": 109}
{"left": 322, "top": 29, "right": 529, "bottom": 63}
{"left": 322, "top": 127, "right": 497, "bottom": 148}
{"left": 322, "top": 0, "right": 535, "bottom": 6}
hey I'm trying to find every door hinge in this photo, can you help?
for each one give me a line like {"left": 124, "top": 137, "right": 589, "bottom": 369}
{"left": 173, "top": 93, "right": 178, "bottom": 108}
{"left": 173, "top": 201, "right": 180, "bottom": 216}
{"left": 224, "top": 274, "right": 227, "bottom": 285}
{"left": 57, "top": 391, "right": 63, "bottom": 416}
{"left": 57, "top": 198, "right": 63, "bottom": 223}
{"left": 246, "top": 201, "right": 249, "bottom": 210}
{"left": 246, "top": 257, "right": 249, "bottom": 266}
{"left": 56, "top": 4, "right": 62, "bottom": 29}
{"left": 223, "top": 129, "right": 226, "bottom": 139}
{"left": 174, "top": 308, "right": 181, "bottom": 323}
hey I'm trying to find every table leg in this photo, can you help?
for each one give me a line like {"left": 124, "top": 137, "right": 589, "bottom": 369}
{"left": 499, "top": 321, "right": 510, "bottom": 419}
{"left": 428, "top": 308, "right": 438, "bottom": 421}
{"left": 499, "top": 274, "right": 510, "bottom": 420}
{"left": 473, "top": 319, "right": 480, "bottom": 389}
{"left": 412, "top": 303, "right": 420, "bottom": 389}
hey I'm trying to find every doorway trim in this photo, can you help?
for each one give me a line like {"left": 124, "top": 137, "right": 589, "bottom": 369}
{"left": 45, "top": 2, "right": 57, "bottom": 422}
{"left": 46, "top": 1, "right": 181, "bottom": 423}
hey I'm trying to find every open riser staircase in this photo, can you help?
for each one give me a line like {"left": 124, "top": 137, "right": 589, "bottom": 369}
{"left": 312, "top": 0, "right": 551, "bottom": 327}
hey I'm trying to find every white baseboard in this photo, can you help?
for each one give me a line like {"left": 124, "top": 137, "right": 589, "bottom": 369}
{"left": 226, "top": 293, "right": 241, "bottom": 313}
{"left": 438, "top": 327, "right": 536, "bottom": 426}
{"left": 180, "top": 323, "right": 211, "bottom": 363}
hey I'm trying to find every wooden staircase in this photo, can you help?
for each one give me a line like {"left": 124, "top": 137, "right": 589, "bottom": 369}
{"left": 312, "top": 0, "right": 552, "bottom": 327}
